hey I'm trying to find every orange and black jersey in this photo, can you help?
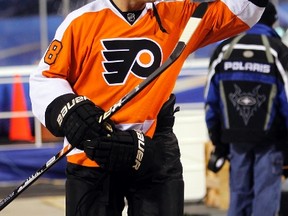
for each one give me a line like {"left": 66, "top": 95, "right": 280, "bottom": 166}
{"left": 30, "top": 0, "right": 266, "bottom": 167}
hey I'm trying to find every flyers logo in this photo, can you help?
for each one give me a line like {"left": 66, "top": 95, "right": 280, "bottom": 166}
{"left": 101, "top": 39, "right": 162, "bottom": 85}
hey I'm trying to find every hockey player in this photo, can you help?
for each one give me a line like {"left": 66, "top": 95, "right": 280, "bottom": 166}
{"left": 29, "top": 0, "right": 267, "bottom": 215}
{"left": 205, "top": 2, "right": 288, "bottom": 215}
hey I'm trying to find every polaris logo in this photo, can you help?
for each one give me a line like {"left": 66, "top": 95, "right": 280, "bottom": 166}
{"left": 57, "top": 96, "right": 87, "bottom": 126}
{"left": 133, "top": 131, "right": 145, "bottom": 171}
{"left": 224, "top": 61, "right": 270, "bottom": 73}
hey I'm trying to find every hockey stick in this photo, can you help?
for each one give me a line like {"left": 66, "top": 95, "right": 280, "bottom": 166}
{"left": 0, "top": 2, "right": 208, "bottom": 211}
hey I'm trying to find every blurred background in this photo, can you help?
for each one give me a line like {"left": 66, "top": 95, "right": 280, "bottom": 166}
{"left": 0, "top": 0, "right": 288, "bottom": 215}
{"left": 1, "top": 0, "right": 288, "bottom": 67}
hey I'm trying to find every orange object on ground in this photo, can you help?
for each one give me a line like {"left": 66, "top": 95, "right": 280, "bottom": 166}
{"left": 9, "top": 75, "right": 34, "bottom": 142}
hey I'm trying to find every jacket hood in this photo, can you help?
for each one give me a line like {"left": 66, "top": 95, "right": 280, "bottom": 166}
{"left": 246, "top": 23, "right": 281, "bottom": 39}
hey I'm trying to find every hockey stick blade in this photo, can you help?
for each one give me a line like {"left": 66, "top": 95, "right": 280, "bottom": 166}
{"left": 0, "top": 2, "right": 208, "bottom": 211}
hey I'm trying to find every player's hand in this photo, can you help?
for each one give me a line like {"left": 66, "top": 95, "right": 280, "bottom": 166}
{"left": 82, "top": 130, "right": 161, "bottom": 174}
{"left": 45, "top": 93, "right": 114, "bottom": 148}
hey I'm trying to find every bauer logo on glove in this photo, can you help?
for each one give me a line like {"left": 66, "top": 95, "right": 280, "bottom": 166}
{"left": 82, "top": 129, "right": 161, "bottom": 175}
{"left": 57, "top": 95, "right": 88, "bottom": 126}
{"left": 133, "top": 130, "right": 145, "bottom": 171}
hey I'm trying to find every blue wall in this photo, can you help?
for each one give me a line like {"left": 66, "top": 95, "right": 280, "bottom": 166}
{"left": 0, "top": 16, "right": 63, "bottom": 66}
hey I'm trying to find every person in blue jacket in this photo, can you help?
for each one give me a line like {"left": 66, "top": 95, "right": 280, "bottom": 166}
{"left": 205, "top": 2, "right": 288, "bottom": 216}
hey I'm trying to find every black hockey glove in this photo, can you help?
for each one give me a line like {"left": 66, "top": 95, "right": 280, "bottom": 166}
{"left": 82, "top": 130, "right": 160, "bottom": 174}
{"left": 45, "top": 93, "right": 113, "bottom": 147}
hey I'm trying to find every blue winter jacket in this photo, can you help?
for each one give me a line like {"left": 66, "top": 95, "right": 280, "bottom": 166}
{"left": 204, "top": 23, "right": 288, "bottom": 145}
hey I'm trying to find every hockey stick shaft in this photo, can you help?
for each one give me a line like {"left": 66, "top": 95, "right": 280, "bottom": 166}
{"left": 0, "top": 145, "right": 72, "bottom": 211}
{"left": 0, "top": 2, "right": 208, "bottom": 211}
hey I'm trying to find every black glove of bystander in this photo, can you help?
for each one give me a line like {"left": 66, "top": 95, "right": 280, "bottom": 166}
{"left": 82, "top": 129, "right": 161, "bottom": 174}
{"left": 45, "top": 93, "right": 113, "bottom": 147}
{"left": 207, "top": 143, "right": 229, "bottom": 173}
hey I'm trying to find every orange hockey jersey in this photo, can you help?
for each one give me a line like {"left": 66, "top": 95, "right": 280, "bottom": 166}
{"left": 30, "top": 0, "right": 265, "bottom": 167}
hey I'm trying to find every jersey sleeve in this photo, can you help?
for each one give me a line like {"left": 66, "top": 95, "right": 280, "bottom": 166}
{"left": 29, "top": 10, "right": 82, "bottom": 125}
{"left": 184, "top": 0, "right": 266, "bottom": 53}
